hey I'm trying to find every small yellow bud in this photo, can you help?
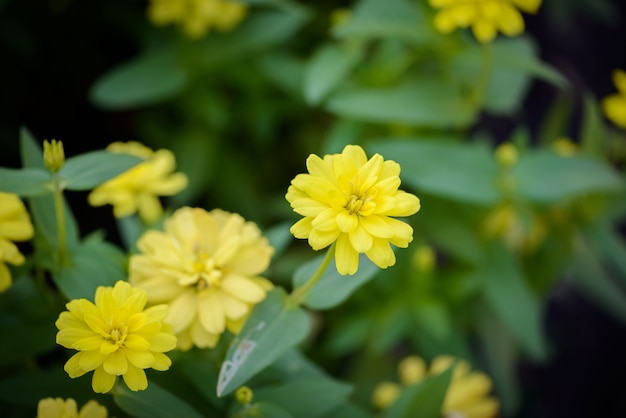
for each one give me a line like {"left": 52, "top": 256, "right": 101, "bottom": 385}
{"left": 494, "top": 143, "right": 518, "bottom": 168}
{"left": 412, "top": 245, "right": 436, "bottom": 272}
{"left": 330, "top": 8, "right": 351, "bottom": 28}
{"left": 371, "top": 381, "right": 401, "bottom": 410}
{"left": 235, "top": 386, "right": 254, "bottom": 405}
{"left": 43, "top": 139, "right": 65, "bottom": 173}
{"left": 552, "top": 137, "right": 578, "bottom": 157}
{"left": 398, "top": 356, "right": 426, "bottom": 385}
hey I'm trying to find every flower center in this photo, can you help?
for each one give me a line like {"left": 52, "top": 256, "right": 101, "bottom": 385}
{"left": 106, "top": 322, "right": 128, "bottom": 347}
{"left": 346, "top": 194, "right": 365, "bottom": 214}
{"left": 192, "top": 250, "right": 223, "bottom": 290}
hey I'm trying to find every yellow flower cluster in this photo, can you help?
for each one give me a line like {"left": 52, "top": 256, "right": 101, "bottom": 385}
{"left": 88, "top": 142, "right": 187, "bottom": 224}
{"left": 429, "top": 0, "right": 542, "bottom": 43}
{"left": 286, "top": 145, "right": 420, "bottom": 275}
{"left": 55, "top": 281, "right": 177, "bottom": 393}
{"left": 148, "top": 0, "right": 248, "bottom": 39}
{"left": 129, "top": 207, "right": 274, "bottom": 350}
{"left": 602, "top": 69, "right": 626, "bottom": 129}
{"left": 0, "top": 192, "right": 34, "bottom": 293}
{"left": 36, "top": 397, "right": 111, "bottom": 418}
{"left": 372, "top": 355, "right": 499, "bottom": 418}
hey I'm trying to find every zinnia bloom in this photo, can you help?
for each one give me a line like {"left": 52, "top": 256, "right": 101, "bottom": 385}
{"left": 129, "top": 207, "right": 274, "bottom": 350}
{"left": 55, "top": 281, "right": 177, "bottom": 394}
{"left": 36, "top": 398, "right": 111, "bottom": 418}
{"left": 602, "top": 69, "right": 626, "bottom": 129}
{"left": 429, "top": 0, "right": 542, "bottom": 43}
{"left": 0, "top": 192, "right": 34, "bottom": 292}
{"left": 87, "top": 142, "right": 187, "bottom": 224}
{"left": 286, "top": 145, "right": 420, "bottom": 275}
{"left": 148, "top": 0, "right": 248, "bottom": 39}
{"left": 372, "top": 355, "right": 500, "bottom": 418}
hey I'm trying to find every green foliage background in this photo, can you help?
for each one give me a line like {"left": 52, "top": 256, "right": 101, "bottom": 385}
{"left": 1, "top": 0, "right": 626, "bottom": 417}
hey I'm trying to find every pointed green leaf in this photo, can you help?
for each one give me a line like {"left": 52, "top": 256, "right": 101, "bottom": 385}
{"left": 382, "top": 365, "right": 454, "bottom": 418}
{"left": 369, "top": 140, "right": 500, "bottom": 205}
{"left": 479, "top": 243, "right": 547, "bottom": 360}
{"left": 217, "top": 288, "right": 310, "bottom": 397}
{"left": 511, "top": 151, "right": 623, "bottom": 203}
{"left": 292, "top": 253, "right": 379, "bottom": 310}
{"left": 326, "top": 79, "right": 477, "bottom": 127}
{"left": 59, "top": 150, "right": 142, "bottom": 190}
{"left": 52, "top": 235, "right": 126, "bottom": 300}
{"left": 254, "top": 377, "right": 352, "bottom": 418}
{"left": 570, "top": 232, "right": 626, "bottom": 325}
{"left": 580, "top": 92, "right": 607, "bottom": 156}
{"left": 90, "top": 47, "right": 189, "bottom": 109}
{"left": 114, "top": 380, "right": 204, "bottom": 418}
{"left": 304, "top": 43, "right": 362, "bottom": 105}
{"left": 0, "top": 167, "right": 51, "bottom": 196}
{"left": 19, "top": 126, "right": 46, "bottom": 169}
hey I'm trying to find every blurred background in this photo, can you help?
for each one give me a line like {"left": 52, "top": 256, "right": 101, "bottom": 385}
{"left": 2, "top": 0, "right": 626, "bottom": 416}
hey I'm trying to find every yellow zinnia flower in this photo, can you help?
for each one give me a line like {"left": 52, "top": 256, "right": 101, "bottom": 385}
{"left": 0, "top": 192, "right": 34, "bottom": 293}
{"left": 148, "top": 0, "right": 248, "bottom": 39}
{"left": 286, "top": 145, "right": 420, "bottom": 275}
{"left": 36, "top": 397, "right": 111, "bottom": 418}
{"left": 372, "top": 355, "right": 499, "bottom": 418}
{"left": 129, "top": 207, "right": 274, "bottom": 350}
{"left": 602, "top": 69, "right": 626, "bottom": 129}
{"left": 55, "top": 281, "right": 177, "bottom": 394}
{"left": 429, "top": 0, "right": 542, "bottom": 43}
{"left": 87, "top": 142, "right": 187, "bottom": 224}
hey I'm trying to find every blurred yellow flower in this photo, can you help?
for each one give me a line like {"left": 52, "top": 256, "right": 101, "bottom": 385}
{"left": 0, "top": 192, "right": 34, "bottom": 293}
{"left": 129, "top": 207, "right": 274, "bottom": 350}
{"left": 494, "top": 142, "right": 519, "bottom": 168}
{"left": 483, "top": 202, "right": 546, "bottom": 252}
{"left": 429, "top": 0, "right": 542, "bottom": 43}
{"left": 551, "top": 137, "right": 578, "bottom": 157}
{"left": 602, "top": 69, "right": 626, "bottom": 129}
{"left": 55, "top": 281, "right": 177, "bottom": 394}
{"left": 148, "top": 0, "right": 248, "bottom": 39}
{"left": 286, "top": 145, "right": 420, "bottom": 275}
{"left": 88, "top": 142, "right": 187, "bottom": 224}
{"left": 372, "top": 355, "right": 499, "bottom": 418}
{"left": 36, "top": 397, "right": 111, "bottom": 418}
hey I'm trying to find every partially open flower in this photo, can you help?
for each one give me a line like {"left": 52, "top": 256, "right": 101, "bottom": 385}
{"left": 0, "top": 192, "right": 34, "bottom": 293}
{"left": 36, "top": 397, "right": 111, "bottom": 418}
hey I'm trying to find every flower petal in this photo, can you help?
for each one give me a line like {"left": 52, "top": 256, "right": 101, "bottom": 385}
{"left": 335, "top": 234, "right": 359, "bottom": 275}
{"left": 92, "top": 366, "right": 116, "bottom": 394}
{"left": 122, "top": 364, "right": 148, "bottom": 391}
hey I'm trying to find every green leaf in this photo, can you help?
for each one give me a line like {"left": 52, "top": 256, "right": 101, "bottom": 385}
{"left": 19, "top": 126, "right": 46, "bottom": 169}
{"left": 178, "top": 350, "right": 225, "bottom": 409}
{"left": 584, "top": 222, "right": 626, "bottom": 286}
{"left": 217, "top": 288, "right": 310, "bottom": 397}
{"left": 264, "top": 221, "right": 293, "bottom": 258}
{"left": 114, "top": 380, "right": 204, "bottom": 418}
{"left": 52, "top": 235, "right": 126, "bottom": 300}
{"left": 59, "top": 150, "right": 143, "bottom": 191}
{"left": 570, "top": 231, "right": 626, "bottom": 325}
{"left": 478, "top": 243, "right": 547, "bottom": 360}
{"left": 511, "top": 151, "right": 623, "bottom": 203}
{"left": 382, "top": 366, "right": 454, "bottom": 418}
{"left": 326, "top": 79, "right": 477, "bottom": 127}
{"left": 476, "top": 307, "right": 521, "bottom": 416}
{"left": 90, "top": 47, "right": 189, "bottom": 109}
{"left": 332, "top": 0, "right": 434, "bottom": 44}
{"left": 321, "top": 404, "right": 371, "bottom": 418}
{"left": 292, "top": 253, "right": 379, "bottom": 310}
{"left": 304, "top": 43, "right": 362, "bottom": 105}
{"left": 0, "top": 369, "right": 95, "bottom": 407}
{"left": 234, "top": 402, "right": 294, "bottom": 418}
{"left": 369, "top": 140, "right": 500, "bottom": 205}
{"left": 198, "top": 8, "right": 310, "bottom": 68}
{"left": 580, "top": 92, "right": 607, "bottom": 156}
{"left": 0, "top": 167, "right": 51, "bottom": 196}
{"left": 254, "top": 377, "right": 352, "bottom": 418}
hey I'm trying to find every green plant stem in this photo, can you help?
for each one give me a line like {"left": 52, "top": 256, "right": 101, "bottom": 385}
{"left": 52, "top": 174, "right": 68, "bottom": 265}
{"left": 473, "top": 42, "right": 493, "bottom": 107}
{"left": 290, "top": 242, "right": 336, "bottom": 306}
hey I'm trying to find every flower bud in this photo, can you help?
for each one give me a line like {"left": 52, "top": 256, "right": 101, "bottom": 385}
{"left": 43, "top": 139, "right": 65, "bottom": 173}
{"left": 235, "top": 386, "right": 253, "bottom": 405}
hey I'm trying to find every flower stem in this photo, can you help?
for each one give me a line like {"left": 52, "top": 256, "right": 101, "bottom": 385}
{"left": 52, "top": 174, "right": 68, "bottom": 265}
{"left": 473, "top": 42, "right": 493, "bottom": 107}
{"left": 290, "top": 242, "right": 336, "bottom": 306}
